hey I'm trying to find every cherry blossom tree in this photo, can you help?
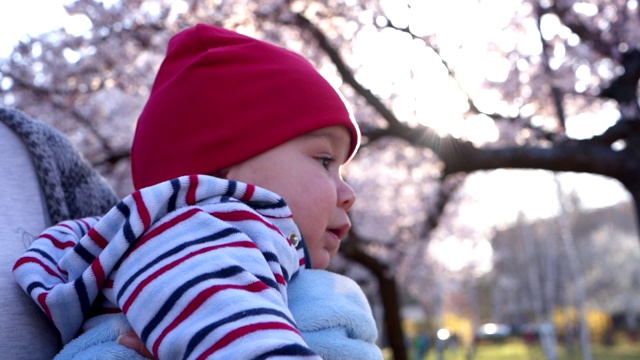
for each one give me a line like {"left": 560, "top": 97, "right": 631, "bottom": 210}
{"left": 2, "top": 1, "right": 639, "bottom": 359}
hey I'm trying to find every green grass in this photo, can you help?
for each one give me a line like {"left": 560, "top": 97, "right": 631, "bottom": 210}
{"left": 389, "top": 338, "right": 640, "bottom": 360}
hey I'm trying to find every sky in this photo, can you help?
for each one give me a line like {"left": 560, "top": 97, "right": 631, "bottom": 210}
{"left": 0, "top": 1, "right": 72, "bottom": 57}
{"left": 1, "top": 0, "right": 633, "bottom": 272}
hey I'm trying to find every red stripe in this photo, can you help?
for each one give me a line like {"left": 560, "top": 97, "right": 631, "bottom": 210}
{"left": 187, "top": 175, "right": 199, "bottom": 205}
{"left": 274, "top": 273, "right": 286, "bottom": 286}
{"left": 91, "top": 257, "right": 106, "bottom": 287}
{"left": 59, "top": 223, "right": 74, "bottom": 231}
{"left": 105, "top": 279, "right": 114, "bottom": 288}
{"left": 57, "top": 264, "right": 68, "bottom": 277}
{"left": 196, "top": 322, "right": 300, "bottom": 360}
{"left": 152, "top": 281, "right": 271, "bottom": 356}
{"left": 13, "top": 257, "right": 64, "bottom": 281}
{"left": 37, "top": 292, "right": 53, "bottom": 320}
{"left": 78, "top": 218, "right": 93, "bottom": 230}
{"left": 123, "top": 240, "right": 258, "bottom": 313}
{"left": 211, "top": 210, "right": 281, "bottom": 235}
{"left": 88, "top": 228, "right": 109, "bottom": 249}
{"left": 40, "top": 233, "right": 75, "bottom": 249}
{"left": 132, "top": 191, "right": 151, "bottom": 229}
{"left": 241, "top": 184, "right": 255, "bottom": 202}
{"left": 130, "top": 208, "right": 201, "bottom": 253}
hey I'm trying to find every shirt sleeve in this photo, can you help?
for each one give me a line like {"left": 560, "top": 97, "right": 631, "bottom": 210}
{"left": 12, "top": 216, "right": 103, "bottom": 342}
{"left": 112, "top": 204, "right": 319, "bottom": 359}
{"left": 14, "top": 175, "right": 321, "bottom": 359}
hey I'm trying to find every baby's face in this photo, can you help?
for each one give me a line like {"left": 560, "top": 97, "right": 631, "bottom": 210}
{"left": 226, "top": 126, "right": 356, "bottom": 269}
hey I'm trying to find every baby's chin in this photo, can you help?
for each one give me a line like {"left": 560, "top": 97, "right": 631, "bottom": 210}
{"left": 310, "top": 252, "right": 332, "bottom": 270}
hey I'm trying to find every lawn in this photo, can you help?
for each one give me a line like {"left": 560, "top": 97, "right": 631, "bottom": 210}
{"left": 403, "top": 338, "right": 640, "bottom": 360}
{"left": 471, "top": 341, "right": 640, "bottom": 360}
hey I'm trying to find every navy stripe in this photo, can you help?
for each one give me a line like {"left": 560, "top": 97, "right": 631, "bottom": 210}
{"left": 123, "top": 222, "right": 137, "bottom": 245}
{"left": 251, "top": 344, "right": 317, "bottom": 360}
{"left": 226, "top": 180, "right": 237, "bottom": 197}
{"left": 27, "top": 248, "right": 58, "bottom": 265}
{"left": 140, "top": 265, "right": 245, "bottom": 342}
{"left": 73, "top": 243, "right": 95, "bottom": 264}
{"left": 281, "top": 266, "right": 290, "bottom": 283}
{"left": 219, "top": 197, "right": 240, "bottom": 204}
{"left": 300, "top": 237, "right": 312, "bottom": 269}
{"left": 183, "top": 307, "right": 298, "bottom": 360}
{"left": 116, "top": 202, "right": 137, "bottom": 245}
{"left": 220, "top": 181, "right": 237, "bottom": 203}
{"left": 27, "top": 281, "right": 52, "bottom": 294}
{"left": 262, "top": 251, "right": 279, "bottom": 263}
{"left": 116, "top": 227, "right": 241, "bottom": 302}
{"left": 52, "top": 228, "right": 72, "bottom": 237}
{"left": 289, "top": 269, "right": 300, "bottom": 283}
{"left": 167, "top": 179, "right": 181, "bottom": 213}
{"left": 262, "top": 251, "right": 289, "bottom": 281}
{"left": 116, "top": 200, "right": 130, "bottom": 218}
{"left": 76, "top": 220, "right": 88, "bottom": 237}
{"left": 247, "top": 198, "right": 287, "bottom": 210}
{"left": 256, "top": 275, "right": 279, "bottom": 290}
{"left": 74, "top": 278, "right": 91, "bottom": 316}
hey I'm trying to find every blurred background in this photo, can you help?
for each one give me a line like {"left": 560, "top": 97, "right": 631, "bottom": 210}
{"left": 1, "top": 1, "right": 639, "bottom": 359}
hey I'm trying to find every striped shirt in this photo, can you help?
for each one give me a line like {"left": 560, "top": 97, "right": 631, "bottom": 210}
{"left": 13, "top": 174, "right": 321, "bottom": 359}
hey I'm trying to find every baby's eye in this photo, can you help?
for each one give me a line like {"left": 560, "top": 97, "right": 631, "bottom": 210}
{"left": 317, "top": 156, "right": 335, "bottom": 170}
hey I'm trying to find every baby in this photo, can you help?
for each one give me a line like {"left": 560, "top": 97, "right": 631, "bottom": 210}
{"left": 14, "top": 24, "right": 382, "bottom": 359}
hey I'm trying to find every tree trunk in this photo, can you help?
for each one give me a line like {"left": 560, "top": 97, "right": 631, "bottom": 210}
{"left": 341, "top": 233, "right": 408, "bottom": 360}
{"left": 622, "top": 177, "right": 640, "bottom": 246}
{"left": 619, "top": 175, "right": 640, "bottom": 342}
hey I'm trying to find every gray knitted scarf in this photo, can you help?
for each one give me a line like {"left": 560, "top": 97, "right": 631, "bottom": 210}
{"left": 0, "top": 107, "right": 119, "bottom": 223}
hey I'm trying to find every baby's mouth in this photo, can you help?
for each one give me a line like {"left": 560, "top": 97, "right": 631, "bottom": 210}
{"left": 328, "top": 225, "right": 349, "bottom": 241}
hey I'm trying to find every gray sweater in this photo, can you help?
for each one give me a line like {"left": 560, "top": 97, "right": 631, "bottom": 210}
{"left": 0, "top": 107, "right": 119, "bottom": 223}
{"left": 0, "top": 107, "right": 118, "bottom": 359}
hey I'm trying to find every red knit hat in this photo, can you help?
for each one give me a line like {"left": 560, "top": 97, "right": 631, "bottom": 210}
{"left": 131, "top": 24, "right": 360, "bottom": 190}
